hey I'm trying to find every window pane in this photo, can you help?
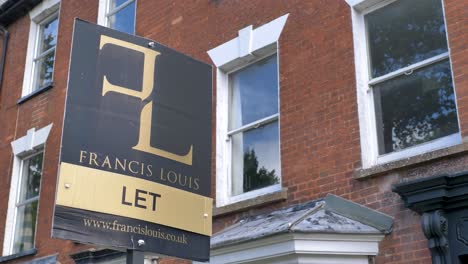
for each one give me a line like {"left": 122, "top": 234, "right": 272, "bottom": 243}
{"left": 12, "top": 201, "right": 38, "bottom": 254}
{"left": 373, "top": 60, "right": 458, "bottom": 154}
{"left": 229, "top": 55, "right": 278, "bottom": 130}
{"left": 18, "top": 153, "right": 43, "bottom": 202}
{"left": 34, "top": 51, "right": 55, "bottom": 90}
{"left": 39, "top": 17, "right": 58, "bottom": 53}
{"left": 108, "top": 2, "right": 135, "bottom": 35}
{"left": 366, "top": 0, "right": 448, "bottom": 78}
{"left": 231, "top": 121, "right": 280, "bottom": 195}
{"left": 110, "top": 0, "right": 128, "bottom": 10}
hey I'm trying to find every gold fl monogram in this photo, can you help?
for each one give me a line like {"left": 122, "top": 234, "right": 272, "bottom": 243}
{"left": 99, "top": 35, "right": 193, "bottom": 165}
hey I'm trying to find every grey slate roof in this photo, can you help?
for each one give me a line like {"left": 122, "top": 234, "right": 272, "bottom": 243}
{"left": 212, "top": 194, "right": 393, "bottom": 249}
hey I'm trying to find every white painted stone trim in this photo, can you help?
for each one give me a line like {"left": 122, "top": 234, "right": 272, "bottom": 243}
{"left": 3, "top": 124, "right": 52, "bottom": 256}
{"left": 208, "top": 14, "right": 288, "bottom": 71}
{"left": 344, "top": 0, "right": 392, "bottom": 12}
{"left": 10, "top": 124, "right": 53, "bottom": 156}
{"left": 346, "top": 0, "right": 460, "bottom": 168}
{"left": 208, "top": 14, "right": 288, "bottom": 207}
{"left": 21, "top": 0, "right": 60, "bottom": 97}
{"left": 29, "top": 0, "right": 60, "bottom": 23}
{"left": 195, "top": 233, "right": 384, "bottom": 264}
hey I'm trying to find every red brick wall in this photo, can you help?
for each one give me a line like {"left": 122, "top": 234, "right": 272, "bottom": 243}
{"left": 0, "top": 13, "right": 32, "bottom": 261}
{"left": 0, "top": 0, "right": 98, "bottom": 263}
{"left": 0, "top": 0, "right": 465, "bottom": 263}
{"left": 446, "top": 0, "right": 468, "bottom": 135}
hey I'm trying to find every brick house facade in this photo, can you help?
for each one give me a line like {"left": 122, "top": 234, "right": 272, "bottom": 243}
{"left": 0, "top": 0, "right": 466, "bottom": 263}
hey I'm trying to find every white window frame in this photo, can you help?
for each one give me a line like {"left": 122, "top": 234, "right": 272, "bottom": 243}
{"left": 346, "top": 0, "right": 460, "bottom": 169}
{"left": 208, "top": 14, "right": 288, "bottom": 207}
{"left": 9, "top": 151, "right": 43, "bottom": 254}
{"left": 97, "top": 0, "right": 136, "bottom": 34}
{"left": 227, "top": 54, "right": 280, "bottom": 199}
{"left": 3, "top": 124, "right": 52, "bottom": 256}
{"left": 21, "top": 0, "right": 60, "bottom": 98}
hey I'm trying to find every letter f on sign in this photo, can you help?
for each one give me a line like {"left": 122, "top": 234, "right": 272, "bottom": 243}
{"left": 99, "top": 35, "right": 193, "bottom": 165}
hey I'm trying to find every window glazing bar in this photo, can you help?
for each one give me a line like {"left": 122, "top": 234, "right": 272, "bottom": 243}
{"left": 368, "top": 52, "right": 449, "bottom": 87}
{"left": 107, "top": 0, "right": 134, "bottom": 17}
{"left": 16, "top": 196, "right": 39, "bottom": 207}
{"left": 227, "top": 113, "right": 278, "bottom": 136}
{"left": 33, "top": 46, "right": 55, "bottom": 61}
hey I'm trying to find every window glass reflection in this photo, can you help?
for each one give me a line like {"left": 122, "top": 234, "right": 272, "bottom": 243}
{"left": 110, "top": 0, "right": 128, "bottom": 9}
{"left": 12, "top": 201, "right": 38, "bottom": 254}
{"left": 231, "top": 121, "right": 280, "bottom": 195}
{"left": 108, "top": 1, "right": 135, "bottom": 35}
{"left": 35, "top": 52, "right": 55, "bottom": 89}
{"left": 40, "top": 17, "right": 58, "bottom": 52}
{"left": 229, "top": 55, "right": 278, "bottom": 130}
{"left": 373, "top": 60, "right": 458, "bottom": 154}
{"left": 366, "top": 0, "right": 448, "bottom": 78}
{"left": 18, "top": 154, "right": 43, "bottom": 202}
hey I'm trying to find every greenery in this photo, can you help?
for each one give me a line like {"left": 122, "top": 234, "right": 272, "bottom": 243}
{"left": 243, "top": 149, "right": 278, "bottom": 193}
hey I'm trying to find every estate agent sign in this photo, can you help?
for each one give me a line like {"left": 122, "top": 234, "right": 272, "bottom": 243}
{"left": 53, "top": 19, "right": 212, "bottom": 261}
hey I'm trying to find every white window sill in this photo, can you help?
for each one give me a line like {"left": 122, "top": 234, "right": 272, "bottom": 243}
{"left": 0, "top": 248, "right": 37, "bottom": 263}
{"left": 354, "top": 141, "right": 468, "bottom": 179}
{"left": 214, "top": 188, "right": 288, "bottom": 217}
{"left": 17, "top": 82, "right": 53, "bottom": 104}
{"left": 375, "top": 133, "right": 461, "bottom": 165}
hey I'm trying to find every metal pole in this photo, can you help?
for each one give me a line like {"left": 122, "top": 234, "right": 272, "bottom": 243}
{"left": 126, "top": 249, "right": 145, "bottom": 264}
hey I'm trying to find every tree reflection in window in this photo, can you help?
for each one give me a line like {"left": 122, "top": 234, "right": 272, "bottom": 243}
{"left": 229, "top": 55, "right": 281, "bottom": 196}
{"left": 243, "top": 149, "right": 279, "bottom": 193}
{"left": 374, "top": 60, "right": 458, "bottom": 154}
{"left": 12, "top": 153, "right": 43, "bottom": 254}
{"left": 34, "top": 16, "right": 58, "bottom": 91}
{"left": 366, "top": 0, "right": 459, "bottom": 155}
{"left": 366, "top": 0, "right": 448, "bottom": 78}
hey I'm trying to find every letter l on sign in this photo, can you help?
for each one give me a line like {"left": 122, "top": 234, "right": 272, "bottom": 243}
{"left": 99, "top": 35, "right": 194, "bottom": 165}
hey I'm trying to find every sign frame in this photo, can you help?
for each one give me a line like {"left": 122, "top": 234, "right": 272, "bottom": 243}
{"left": 52, "top": 19, "right": 212, "bottom": 262}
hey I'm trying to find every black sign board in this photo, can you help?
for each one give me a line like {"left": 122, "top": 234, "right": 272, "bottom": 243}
{"left": 53, "top": 19, "right": 212, "bottom": 262}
